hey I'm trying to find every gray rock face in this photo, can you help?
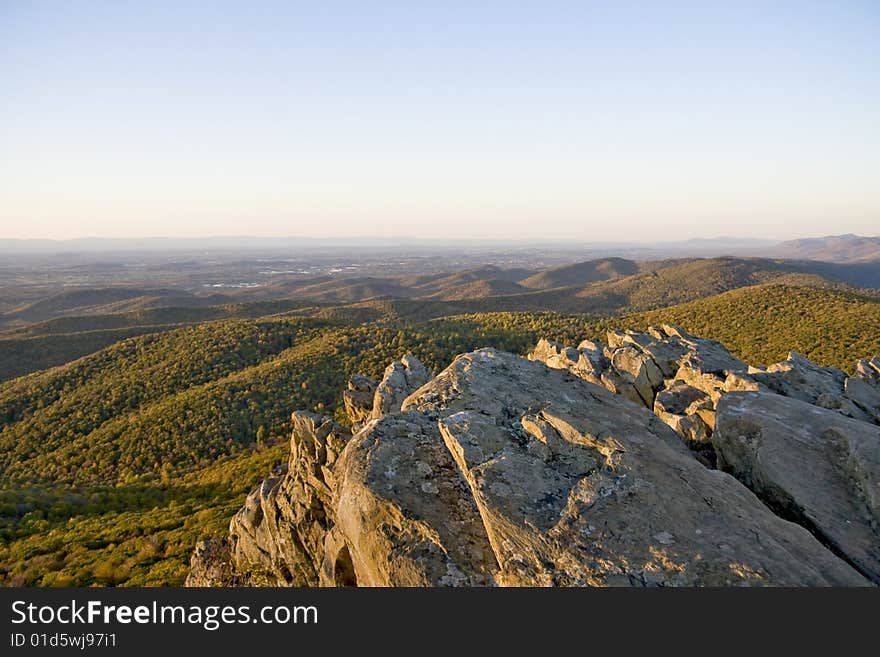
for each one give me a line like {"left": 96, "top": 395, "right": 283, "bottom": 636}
{"left": 185, "top": 539, "right": 237, "bottom": 587}
{"left": 213, "top": 412, "right": 353, "bottom": 586}
{"left": 342, "top": 374, "right": 376, "bottom": 429}
{"left": 370, "top": 355, "right": 431, "bottom": 420}
{"left": 610, "top": 346, "right": 664, "bottom": 408}
{"left": 845, "top": 376, "right": 880, "bottom": 424}
{"left": 751, "top": 352, "right": 871, "bottom": 423}
{"left": 715, "top": 391, "right": 880, "bottom": 584}
{"left": 402, "top": 350, "right": 863, "bottom": 586}
{"left": 653, "top": 382, "right": 713, "bottom": 447}
{"left": 190, "top": 345, "right": 873, "bottom": 587}
{"left": 334, "top": 411, "right": 497, "bottom": 586}
{"left": 654, "top": 381, "right": 710, "bottom": 415}
{"left": 855, "top": 357, "right": 880, "bottom": 384}
{"left": 527, "top": 325, "right": 760, "bottom": 450}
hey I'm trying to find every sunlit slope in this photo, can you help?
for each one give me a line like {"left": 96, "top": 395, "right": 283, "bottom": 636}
{"left": 599, "top": 284, "right": 880, "bottom": 371}
{"left": 0, "top": 299, "right": 321, "bottom": 383}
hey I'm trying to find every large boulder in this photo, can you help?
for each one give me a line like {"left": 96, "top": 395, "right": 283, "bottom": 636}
{"left": 334, "top": 412, "right": 498, "bottom": 586}
{"left": 609, "top": 346, "right": 663, "bottom": 408}
{"left": 751, "top": 352, "right": 870, "bottom": 423}
{"left": 226, "top": 412, "right": 352, "bottom": 586}
{"left": 715, "top": 391, "right": 880, "bottom": 584}
{"left": 844, "top": 376, "right": 880, "bottom": 425}
{"left": 342, "top": 374, "right": 377, "bottom": 428}
{"left": 528, "top": 338, "right": 607, "bottom": 383}
{"left": 371, "top": 354, "right": 431, "bottom": 419}
{"left": 599, "top": 368, "right": 646, "bottom": 407}
{"left": 399, "top": 349, "right": 865, "bottom": 586}
{"left": 189, "top": 342, "right": 876, "bottom": 588}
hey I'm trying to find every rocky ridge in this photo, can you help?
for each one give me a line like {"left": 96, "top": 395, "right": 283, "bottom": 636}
{"left": 187, "top": 328, "right": 880, "bottom": 587}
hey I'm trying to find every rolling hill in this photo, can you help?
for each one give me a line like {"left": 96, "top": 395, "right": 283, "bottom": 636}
{"left": 0, "top": 299, "right": 321, "bottom": 383}
{"left": 518, "top": 257, "right": 639, "bottom": 289}
{"left": 0, "top": 313, "right": 593, "bottom": 586}
{"left": 0, "top": 288, "right": 233, "bottom": 329}
{"left": 597, "top": 283, "right": 880, "bottom": 371}
{"left": 5, "top": 255, "right": 879, "bottom": 384}
{"left": 771, "top": 234, "right": 880, "bottom": 263}
{"left": 2, "top": 254, "right": 880, "bottom": 587}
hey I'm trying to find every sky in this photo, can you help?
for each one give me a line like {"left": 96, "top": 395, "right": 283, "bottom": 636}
{"left": 1, "top": 1, "right": 878, "bottom": 241}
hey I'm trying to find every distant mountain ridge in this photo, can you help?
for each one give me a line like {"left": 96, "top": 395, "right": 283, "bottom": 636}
{"left": 5, "top": 234, "right": 879, "bottom": 267}
{"left": 519, "top": 257, "right": 639, "bottom": 289}
{"left": 3, "top": 255, "right": 879, "bottom": 384}
{"left": 770, "top": 234, "right": 880, "bottom": 263}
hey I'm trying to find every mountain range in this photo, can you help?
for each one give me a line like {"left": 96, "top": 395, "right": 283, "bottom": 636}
{"left": 2, "top": 233, "right": 879, "bottom": 262}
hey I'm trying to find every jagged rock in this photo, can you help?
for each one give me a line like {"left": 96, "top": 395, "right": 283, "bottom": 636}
{"left": 334, "top": 411, "right": 498, "bottom": 586}
{"left": 343, "top": 374, "right": 376, "bottom": 427}
{"left": 227, "top": 412, "right": 352, "bottom": 586}
{"left": 854, "top": 357, "right": 880, "bottom": 384}
{"left": 529, "top": 338, "right": 607, "bottom": 382}
{"left": 534, "top": 331, "right": 680, "bottom": 410}
{"left": 752, "top": 352, "right": 871, "bottom": 423}
{"left": 675, "top": 342, "right": 751, "bottom": 403}
{"left": 371, "top": 354, "right": 431, "bottom": 419}
{"left": 577, "top": 338, "right": 603, "bottom": 352}
{"left": 653, "top": 382, "right": 713, "bottom": 442}
{"left": 715, "top": 391, "right": 880, "bottom": 584}
{"left": 608, "top": 328, "right": 689, "bottom": 378}
{"left": 654, "top": 381, "right": 711, "bottom": 416}
{"left": 576, "top": 339, "right": 610, "bottom": 371}
{"left": 609, "top": 346, "right": 663, "bottom": 408}
{"left": 530, "top": 338, "right": 581, "bottom": 369}
{"left": 722, "top": 371, "right": 763, "bottom": 394}
{"left": 185, "top": 539, "right": 237, "bottom": 587}
{"left": 600, "top": 368, "right": 645, "bottom": 407}
{"left": 602, "top": 326, "right": 756, "bottom": 408}
{"left": 845, "top": 376, "right": 880, "bottom": 424}
{"left": 400, "top": 349, "right": 865, "bottom": 586}
{"left": 190, "top": 334, "right": 880, "bottom": 588}
{"left": 755, "top": 351, "right": 846, "bottom": 399}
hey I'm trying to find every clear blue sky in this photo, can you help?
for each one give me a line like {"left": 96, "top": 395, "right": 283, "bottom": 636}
{"left": 1, "top": 1, "right": 877, "bottom": 240}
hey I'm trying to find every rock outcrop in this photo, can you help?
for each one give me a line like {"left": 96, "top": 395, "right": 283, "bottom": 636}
{"left": 188, "top": 334, "right": 880, "bottom": 587}
{"left": 750, "top": 352, "right": 873, "bottom": 423}
{"left": 529, "top": 326, "right": 880, "bottom": 464}
{"left": 342, "top": 374, "right": 376, "bottom": 429}
{"left": 714, "top": 391, "right": 880, "bottom": 584}
{"left": 370, "top": 355, "right": 432, "bottom": 420}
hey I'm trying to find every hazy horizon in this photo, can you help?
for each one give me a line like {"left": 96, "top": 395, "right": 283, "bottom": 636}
{"left": 1, "top": 232, "right": 873, "bottom": 248}
{"left": 2, "top": 1, "right": 878, "bottom": 241}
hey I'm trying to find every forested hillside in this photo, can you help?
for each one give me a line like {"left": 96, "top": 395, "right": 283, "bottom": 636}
{"left": 0, "top": 314, "right": 596, "bottom": 585}
{"left": 1, "top": 260, "right": 879, "bottom": 587}
{"left": 601, "top": 284, "right": 880, "bottom": 371}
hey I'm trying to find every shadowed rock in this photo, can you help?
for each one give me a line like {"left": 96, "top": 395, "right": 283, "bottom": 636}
{"left": 715, "top": 391, "right": 880, "bottom": 583}
{"left": 189, "top": 339, "right": 877, "bottom": 588}
{"left": 400, "top": 350, "right": 865, "bottom": 586}
{"left": 371, "top": 354, "right": 431, "bottom": 419}
{"left": 343, "top": 373, "right": 377, "bottom": 428}
{"left": 751, "top": 352, "right": 871, "bottom": 423}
